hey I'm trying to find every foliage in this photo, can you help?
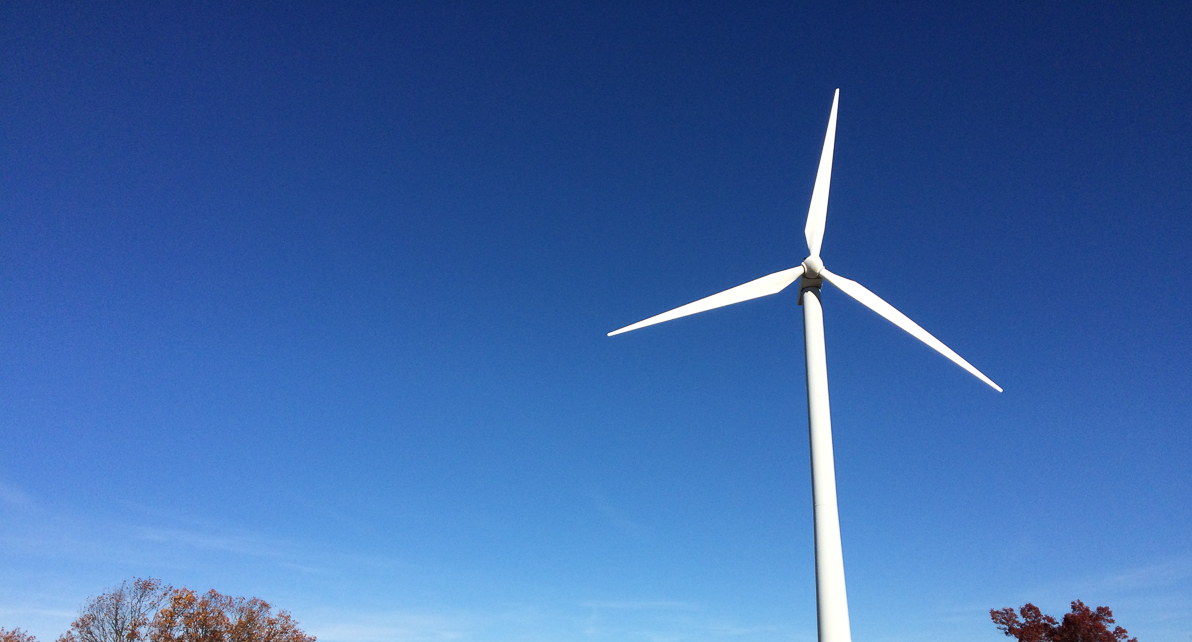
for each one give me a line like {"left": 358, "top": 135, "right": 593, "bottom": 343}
{"left": 149, "top": 588, "right": 314, "bottom": 642}
{"left": 58, "top": 579, "right": 171, "bottom": 642}
{"left": 991, "top": 600, "right": 1138, "bottom": 642}
{"left": 1, "top": 628, "right": 40, "bottom": 642}
{"left": 2, "top": 579, "right": 313, "bottom": 642}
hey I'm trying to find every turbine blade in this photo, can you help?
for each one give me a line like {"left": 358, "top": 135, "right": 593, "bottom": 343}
{"left": 804, "top": 88, "right": 839, "bottom": 258}
{"left": 819, "top": 268, "right": 1003, "bottom": 392}
{"left": 609, "top": 266, "right": 805, "bottom": 336}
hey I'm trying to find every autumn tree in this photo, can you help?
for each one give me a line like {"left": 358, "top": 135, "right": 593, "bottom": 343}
{"left": 1, "top": 628, "right": 39, "bottom": 642}
{"left": 148, "top": 588, "right": 314, "bottom": 642}
{"left": 58, "top": 578, "right": 171, "bottom": 642}
{"left": 991, "top": 600, "right": 1138, "bottom": 642}
{"left": 4, "top": 579, "right": 312, "bottom": 642}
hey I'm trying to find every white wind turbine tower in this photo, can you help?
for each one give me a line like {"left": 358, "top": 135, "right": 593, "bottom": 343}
{"left": 608, "top": 89, "right": 1001, "bottom": 642}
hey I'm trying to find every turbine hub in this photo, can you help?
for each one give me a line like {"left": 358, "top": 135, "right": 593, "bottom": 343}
{"left": 802, "top": 256, "right": 824, "bottom": 277}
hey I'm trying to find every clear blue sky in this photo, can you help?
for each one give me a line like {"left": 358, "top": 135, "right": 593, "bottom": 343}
{"left": 2, "top": 2, "right": 1190, "bottom": 641}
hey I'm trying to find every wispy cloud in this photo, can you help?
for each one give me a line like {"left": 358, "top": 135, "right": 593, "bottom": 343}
{"left": 581, "top": 600, "right": 698, "bottom": 611}
{"left": 1073, "top": 556, "right": 1192, "bottom": 593}
{"left": 303, "top": 599, "right": 788, "bottom": 642}
{"left": 577, "top": 597, "right": 787, "bottom": 641}
{"left": 1015, "top": 553, "right": 1192, "bottom": 604}
{"left": 0, "top": 606, "right": 77, "bottom": 620}
{"left": 135, "top": 525, "right": 302, "bottom": 561}
{"left": 968, "top": 554, "right": 1192, "bottom": 642}
{"left": 0, "top": 481, "right": 33, "bottom": 507}
{"left": 0, "top": 487, "right": 790, "bottom": 642}
{"left": 588, "top": 491, "right": 650, "bottom": 537}
{"left": 306, "top": 611, "right": 471, "bottom": 642}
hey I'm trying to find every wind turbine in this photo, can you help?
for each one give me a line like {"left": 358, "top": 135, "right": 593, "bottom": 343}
{"left": 607, "top": 89, "right": 1001, "bottom": 642}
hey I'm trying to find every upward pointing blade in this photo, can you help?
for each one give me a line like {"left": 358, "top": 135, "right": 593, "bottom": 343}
{"left": 608, "top": 266, "right": 805, "bottom": 336}
{"left": 819, "top": 268, "right": 1003, "bottom": 392}
{"left": 804, "top": 89, "right": 839, "bottom": 258}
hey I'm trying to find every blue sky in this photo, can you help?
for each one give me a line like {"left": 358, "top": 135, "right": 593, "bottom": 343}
{"left": 2, "top": 2, "right": 1190, "bottom": 641}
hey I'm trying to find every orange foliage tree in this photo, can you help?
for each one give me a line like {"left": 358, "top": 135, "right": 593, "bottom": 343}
{"left": 991, "top": 600, "right": 1138, "bottom": 642}
{"left": 1, "top": 629, "right": 40, "bottom": 642}
{"left": 7, "top": 579, "right": 316, "bottom": 642}
{"left": 149, "top": 588, "right": 314, "bottom": 642}
{"left": 58, "top": 578, "right": 171, "bottom": 642}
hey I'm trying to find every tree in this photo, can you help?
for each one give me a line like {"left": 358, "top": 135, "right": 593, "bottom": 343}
{"left": 991, "top": 600, "right": 1138, "bottom": 642}
{"left": 1, "top": 628, "right": 39, "bottom": 642}
{"left": 58, "top": 578, "right": 171, "bottom": 642}
{"left": 149, "top": 588, "right": 314, "bottom": 642}
{"left": 4, "top": 579, "right": 313, "bottom": 642}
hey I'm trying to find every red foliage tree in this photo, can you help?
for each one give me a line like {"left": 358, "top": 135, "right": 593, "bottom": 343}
{"left": 991, "top": 600, "right": 1138, "bottom": 642}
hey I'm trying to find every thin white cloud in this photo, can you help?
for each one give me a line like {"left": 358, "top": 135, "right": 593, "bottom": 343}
{"left": 135, "top": 525, "right": 300, "bottom": 560}
{"left": 0, "top": 606, "right": 77, "bottom": 619}
{"left": 302, "top": 599, "right": 788, "bottom": 642}
{"left": 1079, "top": 556, "right": 1192, "bottom": 592}
{"left": 0, "top": 481, "right": 33, "bottom": 507}
{"left": 1018, "top": 553, "right": 1192, "bottom": 603}
{"left": 581, "top": 600, "right": 698, "bottom": 611}
{"left": 304, "top": 610, "right": 475, "bottom": 642}
{"left": 969, "top": 554, "right": 1192, "bottom": 642}
{"left": 577, "top": 598, "right": 790, "bottom": 641}
{"left": 1, "top": 492, "right": 791, "bottom": 642}
{"left": 588, "top": 491, "right": 650, "bottom": 537}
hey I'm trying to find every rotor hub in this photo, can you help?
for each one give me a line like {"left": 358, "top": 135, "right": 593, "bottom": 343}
{"left": 802, "top": 256, "right": 824, "bottom": 277}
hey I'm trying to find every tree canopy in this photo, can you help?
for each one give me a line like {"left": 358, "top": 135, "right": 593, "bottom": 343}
{"left": 148, "top": 588, "right": 313, "bottom": 642}
{"left": 1, "top": 579, "right": 313, "bottom": 642}
{"left": 991, "top": 600, "right": 1138, "bottom": 642}
{"left": 1, "top": 629, "right": 39, "bottom": 642}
